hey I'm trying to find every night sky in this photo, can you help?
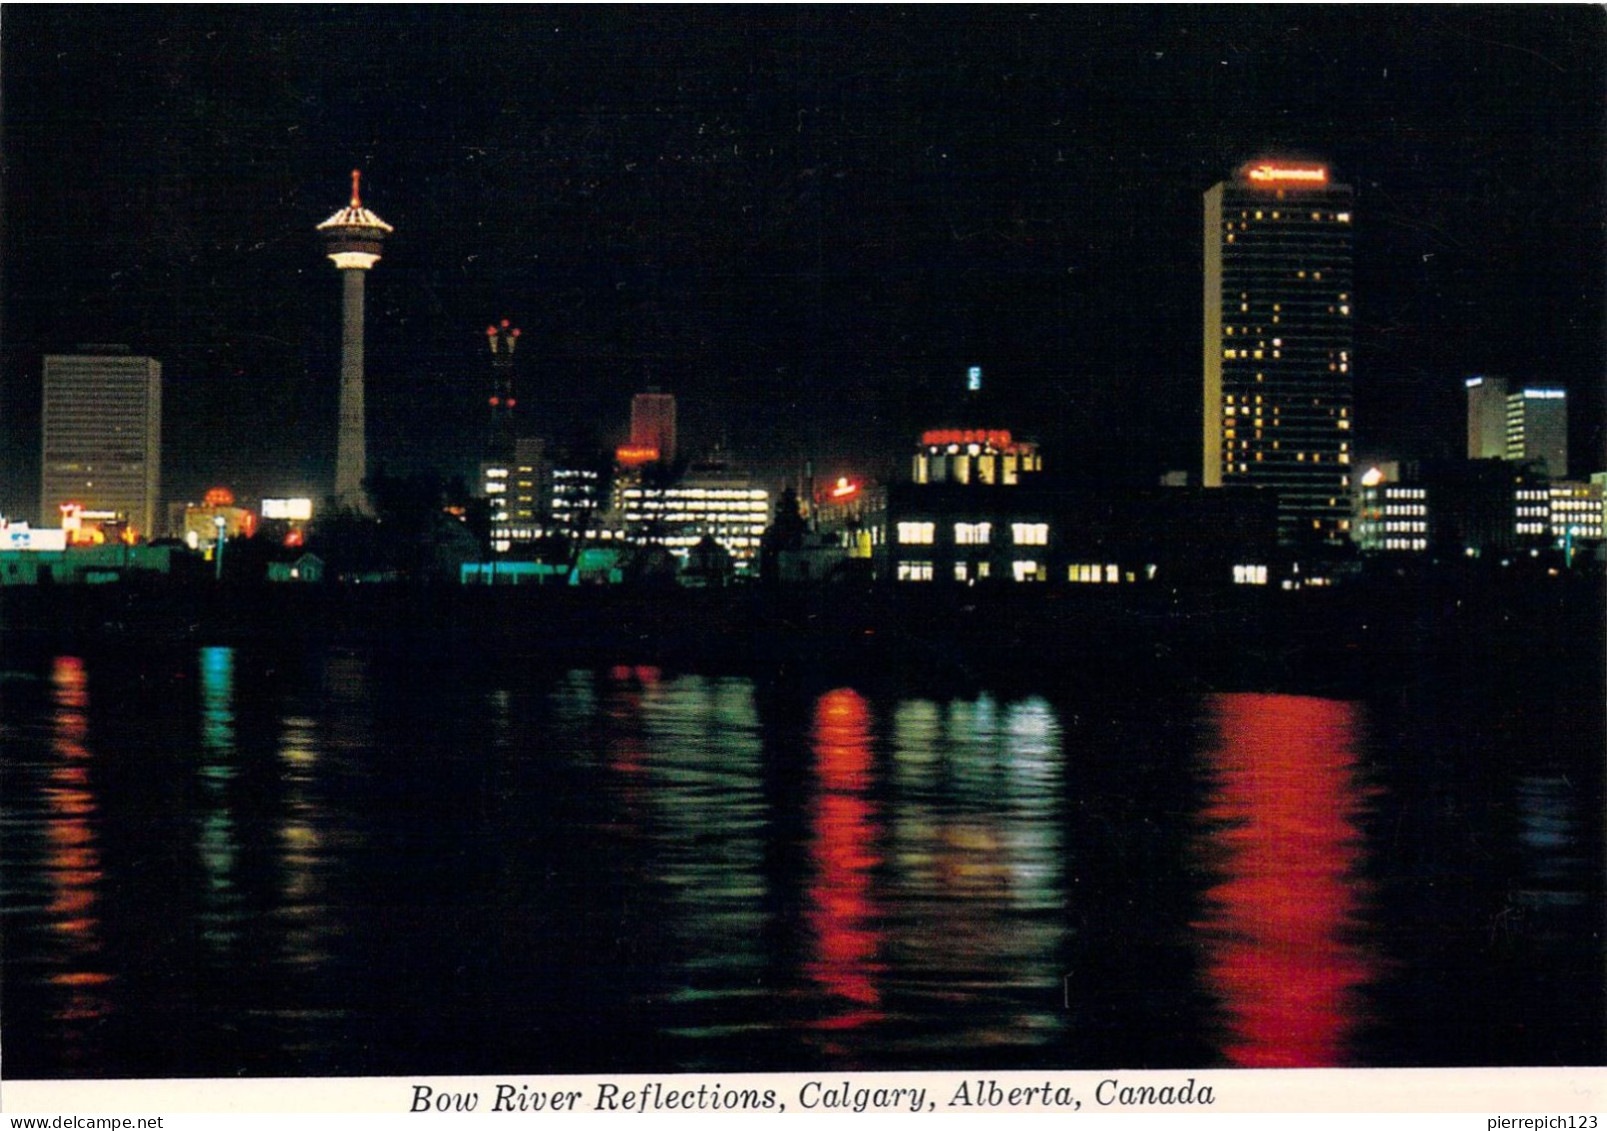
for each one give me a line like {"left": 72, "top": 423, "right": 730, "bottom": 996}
{"left": 3, "top": 6, "right": 1603, "bottom": 516}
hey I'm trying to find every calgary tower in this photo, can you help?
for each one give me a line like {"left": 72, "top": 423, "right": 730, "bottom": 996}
{"left": 316, "top": 170, "right": 393, "bottom": 514}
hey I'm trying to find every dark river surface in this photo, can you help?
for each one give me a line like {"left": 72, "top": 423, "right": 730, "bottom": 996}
{"left": 3, "top": 642, "right": 1600, "bottom": 1078}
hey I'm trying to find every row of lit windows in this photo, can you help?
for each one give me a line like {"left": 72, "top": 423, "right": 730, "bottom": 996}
{"left": 1069, "top": 563, "right": 1121, "bottom": 584}
{"left": 1224, "top": 450, "right": 1351, "bottom": 466}
{"left": 1381, "top": 521, "right": 1427, "bottom": 533}
{"left": 1384, "top": 504, "right": 1425, "bottom": 516}
{"left": 1382, "top": 538, "right": 1428, "bottom": 551}
{"left": 897, "top": 521, "right": 1048, "bottom": 546}
{"left": 624, "top": 512, "right": 766, "bottom": 528}
{"left": 1232, "top": 564, "right": 1269, "bottom": 585}
{"left": 1233, "top": 209, "right": 1351, "bottom": 223}
{"left": 897, "top": 559, "right": 1047, "bottom": 583}
{"left": 621, "top": 488, "right": 769, "bottom": 502}
{"left": 624, "top": 500, "right": 769, "bottom": 513}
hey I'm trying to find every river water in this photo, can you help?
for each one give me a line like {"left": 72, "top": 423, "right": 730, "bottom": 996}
{"left": 2, "top": 644, "right": 1599, "bottom": 1077}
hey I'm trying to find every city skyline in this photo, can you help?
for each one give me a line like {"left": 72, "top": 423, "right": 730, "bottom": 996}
{"left": 3, "top": 7, "right": 1603, "bottom": 515}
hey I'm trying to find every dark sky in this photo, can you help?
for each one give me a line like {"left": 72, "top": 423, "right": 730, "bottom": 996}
{"left": 3, "top": 6, "right": 1603, "bottom": 514}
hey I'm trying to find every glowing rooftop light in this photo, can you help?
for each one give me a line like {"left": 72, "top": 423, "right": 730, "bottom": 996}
{"left": 316, "top": 169, "right": 394, "bottom": 235}
{"left": 1244, "top": 163, "right": 1329, "bottom": 185}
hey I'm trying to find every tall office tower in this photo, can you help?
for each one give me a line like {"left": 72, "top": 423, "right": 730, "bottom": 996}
{"left": 1505, "top": 386, "right": 1567, "bottom": 476}
{"left": 1466, "top": 375, "right": 1510, "bottom": 459}
{"left": 40, "top": 347, "right": 163, "bottom": 538}
{"left": 630, "top": 390, "right": 677, "bottom": 464}
{"left": 1204, "top": 160, "right": 1355, "bottom": 544}
{"left": 484, "top": 318, "right": 522, "bottom": 454}
{"left": 317, "top": 170, "right": 393, "bottom": 514}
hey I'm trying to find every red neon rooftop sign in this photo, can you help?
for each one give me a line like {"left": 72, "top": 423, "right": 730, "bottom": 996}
{"left": 1245, "top": 163, "right": 1329, "bottom": 185}
{"left": 615, "top": 446, "right": 660, "bottom": 466}
{"left": 921, "top": 429, "right": 1016, "bottom": 449}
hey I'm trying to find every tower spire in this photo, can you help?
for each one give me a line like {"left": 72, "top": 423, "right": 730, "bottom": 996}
{"left": 350, "top": 168, "right": 362, "bottom": 208}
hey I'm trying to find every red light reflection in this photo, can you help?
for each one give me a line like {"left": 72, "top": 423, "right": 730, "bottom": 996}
{"left": 806, "top": 689, "right": 885, "bottom": 1032}
{"left": 1195, "top": 693, "right": 1379, "bottom": 1067}
{"left": 45, "top": 657, "right": 114, "bottom": 1034}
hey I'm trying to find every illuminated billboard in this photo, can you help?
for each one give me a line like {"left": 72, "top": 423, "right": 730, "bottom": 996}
{"left": 261, "top": 498, "right": 314, "bottom": 521}
{"left": 4, "top": 525, "right": 67, "bottom": 551}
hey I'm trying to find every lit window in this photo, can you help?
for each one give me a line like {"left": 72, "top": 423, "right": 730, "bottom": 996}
{"left": 897, "top": 521, "right": 935, "bottom": 545}
{"left": 897, "top": 560, "right": 934, "bottom": 582}
{"left": 954, "top": 522, "right": 991, "bottom": 545}
{"left": 1233, "top": 564, "right": 1268, "bottom": 586}
{"left": 1012, "top": 560, "right": 1043, "bottom": 582}
{"left": 1012, "top": 523, "right": 1049, "bottom": 546}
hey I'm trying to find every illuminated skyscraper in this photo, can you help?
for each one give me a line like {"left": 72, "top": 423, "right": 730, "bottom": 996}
{"left": 629, "top": 390, "right": 677, "bottom": 465}
{"left": 1465, "top": 375, "right": 1509, "bottom": 460}
{"left": 1505, "top": 386, "right": 1567, "bottom": 476}
{"left": 40, "top": 347, "right": 162, "bottom": 538}
{"left": 317, "top": 170, "right": 393, "bottom": 514}
{"left": 1204, "top": 161, "right": 1355, "bottom": 544}
{"left": 484, "top": 318, "right": 521, "bottom": 454}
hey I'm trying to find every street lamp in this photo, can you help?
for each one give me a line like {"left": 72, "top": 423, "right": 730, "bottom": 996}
{"left": 214, "top": 515, "right": 227, "bottom": 581}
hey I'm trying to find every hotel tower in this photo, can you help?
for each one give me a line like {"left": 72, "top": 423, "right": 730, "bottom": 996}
{"left": 1204, "top": 161, "right": 1355, "bottom": 544}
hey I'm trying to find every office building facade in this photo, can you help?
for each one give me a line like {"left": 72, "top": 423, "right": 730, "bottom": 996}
{"left": 617, "top": 460, "right": 770, "bottom": 565}
{"left": 1505, "top": 387, "right": 1567, "bottom": 477}
{"left": 629, "top": 391, "right": 677, "bottom": 465}
{"left": 40, "top": 349, "right": 163, "bottom": 539}
{"left": 1466, "top": 376, "right": 1509, "bottom": 460}
{"left": 1204, "top": 161, "right": 1355, "bottom": 544}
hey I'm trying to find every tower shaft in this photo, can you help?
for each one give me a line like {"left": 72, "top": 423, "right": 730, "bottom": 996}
{"left": 335, "top": 268, "right": 369, "bottom": 511}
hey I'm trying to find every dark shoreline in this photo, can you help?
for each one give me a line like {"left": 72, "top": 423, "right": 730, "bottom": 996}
{"left": 4, "top": 571, "right": 1600, "bottom": 700}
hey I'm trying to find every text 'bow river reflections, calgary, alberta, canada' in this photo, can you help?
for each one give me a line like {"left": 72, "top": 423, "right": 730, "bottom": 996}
{"left": 2, "top": 643, "right": 1600, "bottom": 1077}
